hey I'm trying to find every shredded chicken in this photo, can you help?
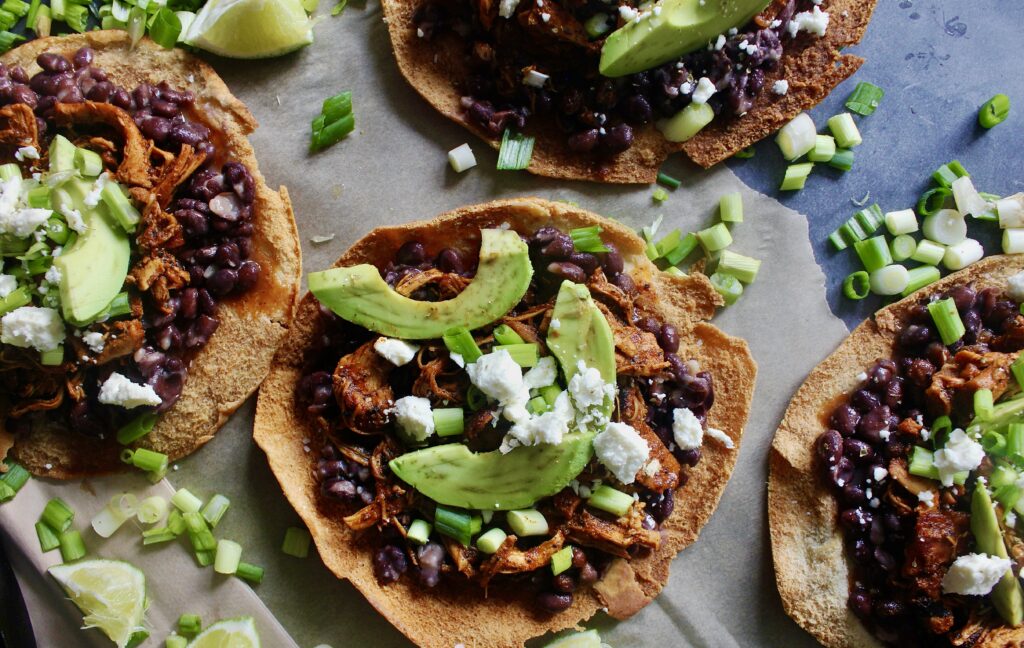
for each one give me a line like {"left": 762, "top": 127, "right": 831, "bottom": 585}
{"left": 926, "top": 349, "right": 1018, "bottom": 417}
{"left": 151, "top": 144, "right": 206, "bottom": 208}
{"left": 395, "top": 268, "right": 471, "bottom": 300}
{"left": 887, "top": 458, "right": 936, "bottom": 497}
{"left": 0, "top": 103, "right": 38, "bottom": 150}
{"left": 53, "top": 102, "right": 155, "bottom": 188}
{"left": 333, "top": 341, "right": 395, "bottom": 434}
{"left": 596, "top": 302, "right": 668, "bottom": 377}
{"left": 565, "top": 507, "right": 660, "bottom": 557}
{"left": 619, "top": 386, "right": 680, "bottom": 492}
{"left": 588, "top": 269, "right": 635, "bottom": 323}
{"left": 92, "top": 320, "right": 146, "bottom": 365}
{"left": 442, "top": 536, "right": 479, "bottom": 578}
{"left": 903, "top": 509, "right": 970, "bottom": 600}
{"left": 136, "top": 194, "right": 185, "bottom": 253}
{"left": 411, "top": 355, "right": 466, "bottom": 404}
{"left": 128, "top": 250, "right": 190, "bottom": 312}
{"left": 478, "top": 530, "right": 567, "bottom": 585}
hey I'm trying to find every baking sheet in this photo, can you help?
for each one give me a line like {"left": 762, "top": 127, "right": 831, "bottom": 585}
{"left": 6, "top": 3, "right": 858, "bottom": 646}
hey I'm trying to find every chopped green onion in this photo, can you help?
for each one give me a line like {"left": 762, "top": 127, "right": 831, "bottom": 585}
{"left": 776, "top": 112, "right": 817, "bottom": 160}
{"left": 975, "top": 389, "right": 995, "bottom": 421}
{"left": 992, "top": 465, "right": 1019, "bottom": 488}
{"left": 126, "top": 5, "right": 146, "bottom": 48}
{"left": 443, "top": 327, "right": 482, "bottom": 363}
{"left": 911, "top": 239, "right": 946, "bottom": 266}
{"left": 827, "top": 113, "right": 862, "bottom": 148}
{"left": 843, "top": 271, "right": 870, "bottom": 300}
{"left": 656, "top": 171, "right": 681, "bottom": 189}
{"left": 188, "top": 526, "right": 217, "bottom": 553}
{"left": 0, "top": 459, "right": 30, "bottom": 497}
{"left": 31, "top": 4, "right": 49, "bottom": 36}
{"left": 407, "top": 519, "right": 432, "bottom": 545}
{"left": 41, "top": 497, "right": 74, "bottom": 533}
{"left": 569, "top": 226, "right": 608, "bottom": 253}
{"left": 869, "top": 265, "right": 909, "bottom": 296}
{"left": 201, "top": 494, "right": 231, "bottom": 528}
{"left": 979, "top": 93, "right": 1010, "bottom": 129}
{"left": 995, "top": 484, "right": 1021, "bottom": 511}
{"left": 583, "top": 11, "right": 610, "bottom": 38}
{"left": 148, "top": 8, "right": 182, "bottom": 48}
{"left": 716, "top": 249, "right": 760, "bottom": 284}
{"left": 550, "top": 545, "right": 574, "bottom": 575}
{"left": 884, "top": 209, "right": 918, "bottom": 236}
{"left": 527, "top": 396, "right": 550, "bottom": 414}
{"left": 943, "top": 238, "right": 984, "bottom": 271}
{"left": 719, "top": 192, "right": 743, "bottom": 223}
{"left": 25, "top": 0, "right": 39, "bottom": 25}
{"left": 661, "top": 232, "right": 698, "bottom": 266}
{"left": 141, "top": 528, "right": 176, "bottom": 545}
{"left": 828, "top": 148, "right": 854, "bottom": 172}
{"left": 466, "top": 385, "right": 486, "bottom": 411}
{"left": 310, "top": 114, "right": 355, "bottom": 152}
{"left": 116, "top": 412, "right": 158, "bottom": 445}
{"left": 890, "top": 235, "right": 916, "bottom": 262}
{"left": 587, "top": 485, "right": 635, "bottom": 517}
{"left": 130, "top": 448, "right": 167, "bottom": 474}
{"left": 696, "top": 223, "right": 732, "bottom": 253}
{"left": 1012, "top": 356, "right": 1024, "bottom": 390}
{"left": 194, "top": 550, "right": 214, "bottom": 567}
{"left": 928, "top": 298, "right": 966, "bottom": 346}
{"left": 475, "top": 527, "right": 507, "bottom": 554}
{"left": 214, "top": 539, "right": 243, "bottom": 575}
{"left": 652, "top": 187, "right": 669, "bottom": 203}
{"left": 331, "top": 0, "right": 348, "bottom": 16}
{"left": 908, "top": 446, "right": 939, "bottom": 479}
{"left": 807, "top": 134, "right": 837, "bottom": 163}
{"left": 178, "top": 614, "right": 202, "bottom": 637}
{"left": 983, "top": 431, "right": 1008, "bottom": 456}
{"left": 901, "top": 266, "right": 941, "bottom": 297}
{"left": 58, "top": 529, "right": 86, "bottom": 562}
{"left": 321, "top": 92, "right": 353, "bottom": 124}
{"left": 137, "top": 496, "right": 168, "bottom": 525}
{"left": 492, "top": 324, "right": 524, "bottom": 346}
{"left": 653, "top": 229, "right": 682, "bottom": 259}
{"left": 0, "top": 482, "right": 13, "bottom": 502}
{"left": 853, "top": 204, "right": 884, "bottom": 235}
{"left": 73, "top": 148, "right": 103, "bottom": 177}
{"left": 36, "top": 521, "right": 60, "bottom": 552}
{"left": 435, "top": 506, "right": 476, "bottom": 546}
{"left": 506, "top": 509, "right": 549, "bottom": 537}
{"left": 493, "top": 343, "right": 539, "bottom": 367}
{"left": 171, "top": 488, "right": 203, "bottom": 514}
{"left": 780, "top": 162, "right": 814, "bottom": 191}
{"left": 235, "top": 561, "right": 264, "bottom": 584}
{"left": 282, "top": 526, "right": 311, "bottom": 558}
{"left": 1009, "top": 424, "right": 1024, "bottom": 462}
{"left": 540, "top": 384, "right": 561, "bottom": 405}
{"left": 2, "top": 0, "right": 28, "bottom": 17}
{"left": 853, "top": 236, "right": 892, "bottom": 272}
{"left": 101, "top": 182, "right": 141, "bottom": 232}
{"left": 931, "top": 416, "right": 953, "bottom": 449}
{"left": 432, "top": 407, "right": 465, "bottom": 437}
{"left": 496, "top": 130, "right": 535, "bottom": 171}
{"left": 932, "top": 161, "right": 969, "bottom": 188}
{"left": 845, "top": 82, "right": 884, "bottom": 116}
{"left": 709, "top": 272, "right": 743, "bottom": 305}
{"left": 733, "top": 146, "right": 756, "bottom": 159}
{"left": 0, "top": 29, "right": 22, "bottom": 52}
{"left": 658, "top": 101, "right": 713, "bottom": 142}
{"left": 31, "top": 189, "right": 54, "bottom": 210}
{"left": 1003, "top": 229, "right": 1024, "bottom": 255}
{"left": 828, "top": 230, "right": 849, "bottom": 251}
{"left": 917, "top": 187, "right": 952, "bottom": 217}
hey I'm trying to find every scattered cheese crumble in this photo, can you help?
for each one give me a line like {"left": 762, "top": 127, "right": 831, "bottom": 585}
{"left": 942, "top": 553, "right": 1011, "bottom": 596}
{"left": 98, "top": 373, "right": 162, "bottom": 409}
{"left": 373, "top": 337, "right": 420, "bottom": 366}
{"left": 593, "top": 421, "right": 650, "bottom": 485}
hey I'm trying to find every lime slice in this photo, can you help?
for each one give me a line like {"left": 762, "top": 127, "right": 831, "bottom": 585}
{"left": 48, "top": 559, "right": 147, "bottom": 648}
{"left": 187, "top": 617, "right": 261, "bottom": 648}
{"left": 183, "top": 0, "right": 313, "bottom": 59}
{"left": 543, "top": 630, "right": 603, "bottom": 648}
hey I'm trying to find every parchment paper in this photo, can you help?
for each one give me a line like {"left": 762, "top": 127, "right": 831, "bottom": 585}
{"left": 5, "top": 3, "right": 856, "bottom": 647}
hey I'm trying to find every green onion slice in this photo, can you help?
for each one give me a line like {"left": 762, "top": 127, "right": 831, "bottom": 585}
{"left": 709, "top": 272, "right": 743, "bottom": 306}
{"left": 656, "top": 171, "right": 681, "bottom": 189}
{"left": 496, "top": 130, "right": 535, "bottom": 171}
{"left": 979, "top": 93, "right": 1010, "bottom": 129}
{"left": 569, "top": 225, "right": 608, "bottom": 253}
{"left": 282, "top": 526, "right": 312, "bottom": 558}
{"left": 58, "top": 529, "right": 86, "bottom": 562}
{"left": 845, "top": 82, "right": 884, "bottom": 116}
{"left": 928, "top": 298, "right": 966, "bottom": 346}
{"left": 41, "top": 497, "right": 74, "bottom": 533}
{"left": 843, "top": 271, "right": 870, "bottom": 300}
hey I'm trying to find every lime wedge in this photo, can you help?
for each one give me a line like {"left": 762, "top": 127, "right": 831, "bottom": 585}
{"left": 48, "top": 559, "right": 147, "bottom": 648}
{"left": 183, "top": 0, "right": 313, "bottom": 59}
{"left": 543, "top": 630, "right": 603, "bottom": 648}
{"left": 187, "top": 617, "right": 261, "bottom": 648}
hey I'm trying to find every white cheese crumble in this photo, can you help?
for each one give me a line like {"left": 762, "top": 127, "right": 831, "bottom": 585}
{"left": 0, "top": 205, "right": 51, "bottom": 238}
{"left": 541, "top": 12, "right": 550, "bottom": 22}
{"left": 713, "top": 34, "right": 726, "bottom": 51}
{"left": 593, "top": 421, "right": 650, "bottom": 485}
{"left": 0, "top": 274, "right": 16, "bottom": 299}
{"left": 691, "top": 77, "right": 716, "bottom": 105}
{"left": 449, "top": 352, "right": 465, "bottom": 368}
{"left": 523, "top": 69, "right": 550, "bottom": 88}
{"left": 772, "top": 79, "right": 790, "bottom": 95}
{"left": 501, "top": 390, "right": 575, "bottom": 453}
{"left": 672, "top": 407, "right": 703, "bottom": 450}
{"left": 62, "top": 207, "right": 87, "bottom": 233}
{"left": 373, "top": 337, "right": 419, "bottom": 366}
{"left": 98, "top": 373, "right": 162, "bottom": 409}
{"left": 549, "top": 318, "right": 560, "bottom": 330}
{"left": 498, "top": 0, "right": 520, "bottom": 18}
{"left": 1007, "top": 270, "right": 1024, "bottom": 302}
{"left": 933, "top": 429, "right": 985, "bottom": 486}
{"left": 81, "top": 331, "right": 106, "bottom": 354}
{"left": 942, "top": 553, "right": 1012, "bottom": 596}
{"left": 873, "top": 466, "right": 888, "bottom": 482}
{"left": 14, "top": 146, "right": 39, "bottom": 161}
{"left": 391, "top": 395, "right": 435, "bottom": 442}
{"left": 44, "top": 265, "right": 62, "bottom": 286}
{"left": 567, "top": 361, "right": 615, "bottom": 430}
{"left": 523, "top": 356, "right": 557, "bottom": 389}
{"left": 917, "top": 490, "right": 935, "bottom": 506}
{"left": 617, "top": 5, "right": 637, "bottom": 21}
{"left": 466, "top": 349, "right": 530, "bottom": 423}
{"left": 83, "top": 173, "right": 109, "bottom": 208}
{"left": 1008, "top": 512, "right": 1018, "bottom": 528}
{"left": 705, "top": 427, "right": 734, "bottom": 449}
{"left": 789, "top": 6, "right": 830, "bottom": 37}
{"left": 1, "top": 306, "right": 64, "bottom": 351}
{"left": 679, "top": 81, "right": 693, "bottom": 95}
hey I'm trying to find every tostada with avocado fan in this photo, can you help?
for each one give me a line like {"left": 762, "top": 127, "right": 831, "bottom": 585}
{"left": 382, "top": 0, "right": 876, "bottom": 183}
{"left": 0, "top": 32, "right": 301, "bottom": 479}
{"left": 770, "top": 255, "right": 1024, "bottom": 647}
{"left": 254, "top": 197, "right": 756, "bottom": 647}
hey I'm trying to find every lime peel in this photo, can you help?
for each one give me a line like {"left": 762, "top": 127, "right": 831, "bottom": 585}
{"left": 186, "top": 616, "right": 261, "bottom": 648}
{"left": 48, "top": 559, "right": 148, "bottom": 648}
{"left": 183, "top": 0, "right": 313, "bottom": 59}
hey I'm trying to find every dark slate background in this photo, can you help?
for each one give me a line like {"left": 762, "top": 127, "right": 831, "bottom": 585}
{"left": 728, "top": 0, "right": 1024, "bottom": 329}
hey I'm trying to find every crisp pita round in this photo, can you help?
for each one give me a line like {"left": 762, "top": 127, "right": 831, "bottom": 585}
{"left": 769, "top": 255, "right": 1024, "bottom": 648}
{"left": 380, "top": 0, "right": 877, "bottom": 183}
{"left": 4, "top": 32, "right": 302, "bottom": 479}
{"left": 254, "top": 197, "right": 757, "bottom": 647}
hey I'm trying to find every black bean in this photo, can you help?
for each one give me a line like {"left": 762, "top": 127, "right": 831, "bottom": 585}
{"left": 849, "top": 589, "right": 872, "bottom": 619}
{"left": 842, "top": 438, "right": 874, "bottom": 464}
{"left": 56, "top": 86, "right": 83, "bottom": 104}
{"left": 898, "top": 324, "right": 933, "bottom": 349}
{"left": 567, "top": 129, "right": 599, "bottom": 153}
{"left": 397, "top": 241, "right": 427, "bottom": 265}
{"left": 10, "top": 84, "right": 35, "bottom": 107}
{"left": 623, "top": 94, "right": 653, "bottom": 124}
{"left": 10, "top": 66, "right": 27, "bottom": 84}
{"left": 416, "top": 543, "right": 444, "bottom": 588}
{"left": 541, "top": 234, "right": 573, "bottom": 258}
{"left": 816, "top": 430, "right": 843, "bottom": 465}
{"left": 437, "top": 248, "right": 465, "bottom": 274}
{"left": 829, "top": 457, "right": 855, "bottom": 488}
{"left": 215, "top": 242, "right": 241, "bottom": 268}
{"left": 29, "top": 73, "right": 62, "bottom": 96}
{"left": 601, "top": 124, "right": 633, "bottom": 153}
{"left": 547, "top": 261, "right": 586, "bottom": 283}
{"left": 372, "top": 545, "right": 408, "bottom": 584}
{"left": 537, "top": 591, "right": 573, "bottom": 613}
{"left": 963, "top": 309, "right": 982, "bottom": 343}
{"left": 151, "top": 98, "right": 179, "bottom": 118}
{"left": 840, "top": 482, "right": 866, "bottom": 506}
{"left": 856, "top": 406, "right": 891, "bottom": 444}
{"left": 170, "top": 120, "right": 209, "bottom": 146}
{"left": 140, "top": 116, "right": 171, "bottom": 142}
{"left": 37, "top": 53, "right": 71, "bottom": 73}
{"left": 676, "top": 447, "right": 701, "bottom": 467}
{"left": 157, "top": 325, "right": 182, "bottom": 351}
{"left": 236, "top": 261, "right": 260, "bottom": 292}
{"left": 850, "top": 389, "right": 881, "bottom": 414}
{"left": 838, "top": 507, "right": 872, "bottom": 534}
{"left": 207, "top": 268, "right": 238, "bottom": 295}
{"left": 186, "top": 315, "right": 220, "bottom": 347}
{"left": 948, "top": 285, "right": 977, "bottom": 312}
{"left": 637, "top": 316, "right": 661, "bottom": 334}
{"left": 111, "top": 88, "right": 132, "bottom": 110}
{"left": 552, "top": 573, "right": 576, "bottom": 593}
{"left": 322, "top": 478, "right": 356, "bottom": 501}
{"left": 883, "top": 377, "right": 904, "bottom": 409}
{"left": 830, "top": 404, "right": 860, "bottom": 436}
{"left": 866, "top": 360, "right": 895, "bottom": 392}
{"left": 179, "top": 288, "right": 199, "bottom": 320}
{"left": 86, "top": 81, "right": 114, "bottom": 103}
{"left": 601, "top": 242, "right": 624, "bottom": 276}
{"left": 613, "top": 272, "right": 636, "bottom": 294}
{"left": 72, "top": 47, "right": 94, "bottom": 69}
{"left": 874, "top": 598, "right": 904, "bottom": 618}
{"left": 869, "top": 517, "right": 886, "bottom": 546}
{"left": 568, "top": 252, "right": 598, "bottom": 274}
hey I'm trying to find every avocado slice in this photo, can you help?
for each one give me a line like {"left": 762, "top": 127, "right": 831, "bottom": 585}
{"left": 547, "top": 281, "right": 616, "bottom": 420}
{"left": 599, "top": 0, "right": 772, "bottom": 78}
{"left": 308, "top": 228, "right": 533, "bottom": 340}
{"left": 971, "top": 483, "right": 1024, "bottom": 626}
{"left": 53, "top": 178, "right": 131, "bottom": 325}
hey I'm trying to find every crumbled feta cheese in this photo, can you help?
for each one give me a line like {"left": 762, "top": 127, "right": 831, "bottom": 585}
{"left": 416, "top": 27, "right": 425, "bottom": 37}
{"left": 1, "top": 306, "right": 64, "bottom": 351}
{"left": 14, "top": 146, "right": 39, "bottom": 161}
{"left": 672, "top": 407, "right": 703, "bottom": 450}
{"left": 917, "top": 490, "right": 935, "bottom": 506}
{"left": 81, "top": 331, "right": 106, "bottom": 354}
{"left": 83, "top": 173, "right": 109, "bottom": 208}
{"left": 770, "top": 18, "right": 782, "bottom": 28}
{"left": 652, "top": 5, "right": 661, "bottom": 16}
{"left": 98, "top": 373, "right": 162, "bottom": 409}
{"left": 772, "top": 79, "right": 790, "bottom": 95}
{"left": 869, "top": 497, "right": 880, "bottom": 508}
{"left": 62, "top": 208, "right": 86, "bottom": 233}
{"left": 642, "top": 458, "right": 662, "bottom": 477}
{"left": 373, "top": 337, "right": 420, "bottom": 366}
{"left": 523, "top": 69, "right": 550, "bottom": 88}
{"left": 942, "top": 553, "right": 1012, "bottom": 596}
{"left": 691, "top": 77, "right": 716, "bottom": 105}
{"left": 713, "top": 34, "right": 726, "bottom": 50}
{"left": 873, "top": 466, "right": 888, "bottom": 482}
{"left": 567, "top": 361, "right": 615, "bottom": 430}
{"left": 921, "top": 428, "right": 931, "bottom": 442}
{"left": 1008, "top": 512, "right": 1018, "bottom": 528}
{"left": 618, "top": 5, "right": 637, "bottom": 21}
{"left": 549, "top": 318, "right": 560, "bottom": 330}
{"left": 44, "top": 265, "right": 62, "bottom": 286}
{"left": 391, "top": 395, "right": 435, "bottom": 442}
{"left": 523, "top": 356, "right": 557, "bottom": 389}
{"left": 679, "top": 81, "right": 693, "bottom": 95}
{"left": 727, "top": 27, "right": 738, "bottom": 35}
{"left": 0, "top": 274, "right": 16, "bottom": 298}
{"left": 466, "top": 349, "right": 530, "bottom": 422}
{"left": 0, "top": 206, "right": 51, "bottom": 238}
{"left": 1007, "top": 270, "right": 1024, "bottom": 302}
{"left": 705, "top": 427, "right": 734, "bottom": 449}
{"left": 791, "top": 6, "right": 829, "bottom": 37}
{"left": 541, "top": 11, "right": 550, "bottom": 21}
{"left": 593, "top": 421, "right": 650, "bottom": 485}
{"left": 879, "top": 429, "right": 891, "bottom": 441}
{"left": 933, "top": 429, "right": 985, "bottom": 486}
{"left": 498, "top": 0, "right": 520, "bottom": 18}
{"left": 449, "top": 352, "right": 465, "bottom": 368}
{"left": 501, "top": 390, "right": 575, "bottom": 453}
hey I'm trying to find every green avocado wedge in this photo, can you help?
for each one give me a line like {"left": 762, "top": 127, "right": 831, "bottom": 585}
{"left": 971, "top": 482, "right": 1024, "bottom": 626}
{"left": 547, "top": 281, "right": 616, "bottom": 421}
{"left": 307, "top": 228, "right": 532, "bottom": 340}
{"left": 599, "top": 0, "right": 772, "bottom": 78}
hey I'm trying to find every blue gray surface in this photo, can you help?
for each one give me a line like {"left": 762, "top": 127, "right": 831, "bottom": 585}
{"left": 729, "top": 0, "right": 1024, "bottom": 329}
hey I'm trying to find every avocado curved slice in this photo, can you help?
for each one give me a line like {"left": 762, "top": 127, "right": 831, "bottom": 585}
{"left": 971, "top": 483, "right": 1024, "bottom": 626}
{"left": 547, "top": 281, "right": 616, "bottom": 421}
{"left": 307, "top": 228, "right": 532, "bottom": 340}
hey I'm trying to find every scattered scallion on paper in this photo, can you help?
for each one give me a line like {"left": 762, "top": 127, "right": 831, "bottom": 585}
{"left": 311, "top": 91, "right": 355, "bottom": 152}
{"left": 844, "top": 82, "right": 884, "bottom": 116}
{"left": 979, "top": 93, "right": 1010, "bottom": 129}
{"left": 496, "top": 129, "right": 535, "bottom": 171}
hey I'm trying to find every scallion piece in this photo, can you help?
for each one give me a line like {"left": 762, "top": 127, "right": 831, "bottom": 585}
{"left": 854, "top": 204, "right": 884, "bottom": 234}
{"left": 908, "top": 446, "right": 939, "bottom": 479}
{"left": 776, "top": 112, "right": 817, "bottom": 160}
{"left": 178, "top": 614, "right": 202, "bottom": 637}
{"left": 975, "top": 389, "right": 995, "bottom": 421}
{"left": 540, "top": 384, "right": 561, "bottom": 406}
{"left": 492, "top": 324, "right": 524, "bottom": 346}
{"left": 101, "top": 182, "right": 141, "bottom": 232}
{"left": 214, "top": 539, "right": 243, "bottom": 575}
{"left": 235, "top": 561, "right": 264, "bottom": 584}
{"left": 31, "top": 4, "right": 49, "bottom": 37}
{"left": 116, "top": 411, "right": 158, "bottom": 445}
{"left": 716, "top": 249, "right": 760, "bottom": 284}
{"left": 73, "top": 147, "right": 103, "bottom": 177}
{"left": 828, "top": 148, "right": 854, "bottom": 172}
{"left": 194, "top": 550, "right": 214, "bottom": 567}
{"left": 0, "top": 29, "right": 22, "bottom": 52}
{"left": 911, "top": 239, "right": 945, "bottom": 266}
{"left": 828, "top": 230, "right": 849, "bottom": 251}
{"left": 889, "top": 234, "right": 916, "bottom": 262}
{"left": 442, "top": 327, "right": 482, "bottom": 363}
{"left": 653, "top": 229, "right": 681, "bottom": 259}
{"left": 928, "top": 298, "right": 966, "bottom": 346}
{"left": 983, "top": 431, "right": 1008, "bottom": 456}
{"left": 407, "top": 519, "right": 432, "bottom": 545}
{"left": 932, "top": 160, "right": 969, "bottom": 188}
{"left": 656, "top": 171, "right": 681, "bottom": 189}
{"left": 435, "top": 506, "right": 476, "bottom": 545}
{"left": 166, "top": 509, "right": 185, "bottom": 536}
{"left": 282, "top": 526, "right": 311, "bottom": 558}
{"left": 507, "top": 509, "right": 549, "bottom": 537}
{"left": 550, "top": 545, "right": 574, "bottom": 575}
{"left": 432, "top": 407, "right": 465, "bottom": 437}
{"left": 90, "top": 505, "right": 127, "bottom": 539}
{"left": 41, "top": 497, "right": 74, "bottom": 533}
{"left": 900, "top": 265, "right": 940, "bottom": 297}
{"left": 131, "top": 448, "right": 168, "bottom": 475}
{"left": 1004, "top": 229, "right": 1024, "bottom": 255}
{"left": 696, "top": 223, "right": 732, "bottom": 253}
{"left": 991, "top": 465, "right": 1019, "bottom": 488}
{"left": 1009, "top": 424, "right": 1024, "bottom": 462}
{"left": 496, "top": 130, "right": 535, "bottom": 171}
{"left": 869, "top": 265, "right": 909, "bottom": 296}
{"left": 719, "top": 192, "right": 743, "bottom": 223}
{"left": 35, "top": 521, "right": 59, "bottom": 552}
{"left": 137, "top": 496, "right": 168, "bottom": 525}
{"left": 189, "top": 526, "right": 217, "bottom": 553}
{"left": 466, "top": 385, "right": 486, "bottom": 411}
{"left": 843, "top": 271, "right": 870, "bottom": 300}
{"left": 493, "top": 343, "right": 539, "bottom": 367}
{"left": 807, "top": 134, "right": 836, "bottom": 163}
{"left": 2, "top": 0, "right": 28, "bottom": 17}
{"left": 884, "top": 209, "right": 918, "bottom": 236}
{"left": 931, "top": 416, "right": 953, "bottom": 449}
{"left": 734, "top": 146, "right": 756, "bottom": 159}
{"left": 845, "top": 82, "right": 884, "bottom": 116}
{"left": 652, "top": 187, "right": 669, "bottom": 203}
{"left": 661, "top": 232, "right": 698, "bottom": 266}
{"left": 1011, "top": 356, "right": 1024, "bottom": 391}
{"left": 979, "top": 93, "right": 1010, "bottom": 129}
{"left": 200, "top": 494, "right": 231, "bottom": 528}
{"left": 587, "top": 485, "right": 635, "bottom": 517}
{"left": 58, "top": 529, "right": 86, "bottom": 562}
{"left": 996, "top": 485, "right": 1021, "bottom": 511}
{"left": 25, "top": 0, "right": 39, "bottom": 25}
{"left": 827, "top": 113, "right": 862, "bottom": 148}
{"left": 527, "top": 396, "right": 550, "bottom": 414}
{"left": 709, "top": 272, "right": 743, "bottom": 305}
{"left": 569, "top": 226, "right": 608, "bottom": 253}
{"left": 475, "top": 527, "right": 507, "bottom": 554}
{"left": 311, "top": 114, "right": 355, "bottom": 152}
{"left": 1, "top": 287, "right": 30, "bottom": 317}
{"left": 321, "top": 92, "right": 353, "bottom": 124}
{"left": 853, "top": 236, "right": 892, "bottom": 272}
{"left": 0, "top": 482, "right": 13, "bottom": 502}
{"left": 0, "top": 459, "right": 30, "bottom": 495}
{"left": 171, "top": 488, "right": 203, "bottom": 514}
{"left": 917, "top": 187, "right": 951, "bottom": 217}
{"left": 148, "top": 8, "right": 182, "bottom": 48}
{"left": 780, "top": 162, "right": 814, "bottom": 191}
{"left": 141, "top": 528, "right": 176, "bottom": 546}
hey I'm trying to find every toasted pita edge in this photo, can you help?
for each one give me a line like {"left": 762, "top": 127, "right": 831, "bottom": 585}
{"left": 5, "top": 32, "right": 302, "bottom": 479}
{"left": 768, "top": 255, "right": 1024, "bottom": 648}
